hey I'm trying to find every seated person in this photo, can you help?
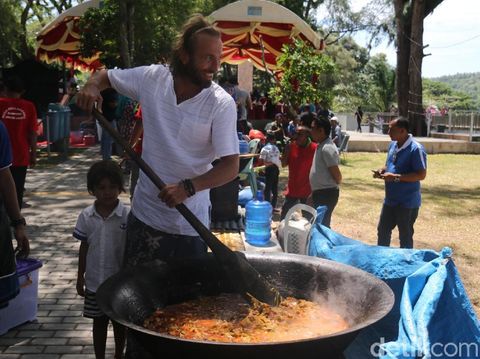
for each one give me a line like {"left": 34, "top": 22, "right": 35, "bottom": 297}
{"left": 330, "top": 117, "right": 343, "bottom": 147}
{"left": 265, "top": 113, "right": 286, "bottom": 151}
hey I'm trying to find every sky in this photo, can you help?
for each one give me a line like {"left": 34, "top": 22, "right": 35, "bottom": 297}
{"left": 323, "top": 0, "right": 480, "bottom": 78}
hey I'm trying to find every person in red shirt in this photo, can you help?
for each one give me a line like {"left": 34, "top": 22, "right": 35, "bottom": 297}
{"left": 0, "top": 76, "right": 38, "bottom": 209}
{"left": 280, "top": 124, "right": 317, "bottom": 220}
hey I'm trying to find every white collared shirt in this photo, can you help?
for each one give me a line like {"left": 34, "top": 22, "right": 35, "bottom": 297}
{"left": 108, "top": 65, "right": 238, "bottom": 235}
{"left": 73, "top": 201, "right": 129, "bottom": 292}
{"left": 260, "top": 142, "right": 282, "bottom": 168}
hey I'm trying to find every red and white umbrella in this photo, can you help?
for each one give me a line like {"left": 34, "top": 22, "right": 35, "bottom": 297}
{"left": 36, "top": 0, "right": 103, "bottom": 71}
{"left": 210, "top": 0, "right": 324, "bottom": 74}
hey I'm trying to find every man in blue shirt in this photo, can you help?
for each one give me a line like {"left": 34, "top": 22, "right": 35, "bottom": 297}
{"left": 373, "top": 117, "right": 427, "bottom": 248}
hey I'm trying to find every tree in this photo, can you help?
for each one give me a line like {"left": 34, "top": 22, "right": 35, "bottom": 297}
{"left": 80, "top": 0, "right": 197, "bottom": 68}
{"left": 364, "top": 54, "right": 396, "bottom": 111}
{"left": 393, "top": 0, "right": 444, "bottom": 135}
{"left": 0, "top": 0, "right": 40, "bottom": 63}
{"left": 318, "top": 0, "right": 395, "bottom": 47}
{"left": 0, "top": 0, "right": 86, "bottom": 67}
{"left": 318, "top": 0, "right": 446, "bottom": 134}
{"left": 0, "top": 1, "right": 24, "bottom": 66}
{"left": 423, "top": 79, "right": 475, "bottom": 110}
{"left": 269, "top": 39, "right": 337, "bottom": 111}
{"left": 325, "top": 36, "right": 370, "bottom": 111}
{"left": 275, "top": 0, "right": 324, "bottom": 28}
{"left": 432, "top": 72, "right": 480, "bottom": 109}
{"left": 195, "top": 0, "right": 237, "bottom": 15}
{"left": 118, "top": 0, "right": 135, "bottom": 68}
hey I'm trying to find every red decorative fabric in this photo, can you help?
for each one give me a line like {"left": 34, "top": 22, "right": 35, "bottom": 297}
{"left": 36, "top": 16, "right": 102, "bottom": 72}
{"left": 214, "top": 20, "right": 320, "bottom": 73}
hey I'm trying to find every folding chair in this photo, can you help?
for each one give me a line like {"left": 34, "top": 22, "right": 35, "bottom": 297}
{"left": 248, "top": 138, "right": 260, "bottom": 154}
{"left": 238, "top": 157, "right": 257, "bottom": 196}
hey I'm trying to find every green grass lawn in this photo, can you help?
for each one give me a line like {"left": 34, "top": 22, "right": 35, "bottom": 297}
{"left": 278, "top": 152, "right": 480, "bottom": 315}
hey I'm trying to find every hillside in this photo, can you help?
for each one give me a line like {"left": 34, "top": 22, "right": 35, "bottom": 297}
{"left": 429, "top": 72, "right": 480, "bottom": 109}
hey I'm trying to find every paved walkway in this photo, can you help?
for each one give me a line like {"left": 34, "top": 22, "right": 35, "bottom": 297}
{"left": 0, "top": 146, "right": 123, "bottom": 358}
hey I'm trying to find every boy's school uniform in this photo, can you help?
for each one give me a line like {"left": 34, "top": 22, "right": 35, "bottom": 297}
{"left": 73, "top": 201, "right": 129, "bottom": 292}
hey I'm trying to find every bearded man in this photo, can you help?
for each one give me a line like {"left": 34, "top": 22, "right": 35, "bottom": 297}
{"left": 77, "top": 14, "right": 239, "bottom": 359}
{"left": 78, "top": 14, "right": 239, "bottom": 262}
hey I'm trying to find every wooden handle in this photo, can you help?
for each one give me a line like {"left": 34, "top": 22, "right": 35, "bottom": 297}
{"left": 92, "top": 108, "right": 233, "bottom": 256}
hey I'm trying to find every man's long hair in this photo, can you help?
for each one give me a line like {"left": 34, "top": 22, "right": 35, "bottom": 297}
{"left": 170, "top": 14, "right": 220, "bottom": 76}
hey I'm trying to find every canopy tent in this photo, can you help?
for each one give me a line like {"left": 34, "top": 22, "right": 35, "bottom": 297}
{"left": 210, "top": 0, "right": 324, "bottom": 73}
{"left": 36, "top": 0, "right": 103, "bottom": 72}
{"left": 36, "top": 0, "right": 322, "bottom": 73}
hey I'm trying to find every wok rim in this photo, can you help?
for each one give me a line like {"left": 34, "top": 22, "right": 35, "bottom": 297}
{"left": 98, "top": 252, "right": 395, "bottom": 347}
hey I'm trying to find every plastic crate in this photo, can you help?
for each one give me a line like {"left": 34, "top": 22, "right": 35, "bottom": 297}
{"left": 0, "top": 258, "right": 42, "bottom": 335}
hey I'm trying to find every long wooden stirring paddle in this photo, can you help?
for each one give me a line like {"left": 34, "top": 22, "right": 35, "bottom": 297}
{"left": 92, "top": 108, "right": 281, "bottom": 306}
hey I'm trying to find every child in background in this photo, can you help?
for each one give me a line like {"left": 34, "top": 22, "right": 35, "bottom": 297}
{"left": 100, "top": 89, "right": 119, "bottom": 160}
{"left": 260, "top": 132, "right": 282, "bottom": 212}
{"left": 74, "top": 160, "right": 129, "bottom": 359}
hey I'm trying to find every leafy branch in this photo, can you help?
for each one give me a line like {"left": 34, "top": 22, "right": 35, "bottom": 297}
{"left": 269, "top": 38, "right": 337, "bottom": 109}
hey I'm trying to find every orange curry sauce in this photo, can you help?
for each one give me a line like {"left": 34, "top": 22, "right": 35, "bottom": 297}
{"left": 143, "top": 293, "right": 349, "bottom": 343}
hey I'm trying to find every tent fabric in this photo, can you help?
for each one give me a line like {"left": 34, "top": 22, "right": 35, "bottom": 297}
{"left": 211, "top": 0, "right": 324, "bottom": 72}
{"left": 38, "top": 0, "right": 323, "bottom": 73}
{"left": 215, "top": 21, "right": 319, "bottom": 72}
{"left": 308, "top": 206, "right": 480, "bottom": 359}
{"left": 36, "top": 0, "right": 103, "bottom": 71}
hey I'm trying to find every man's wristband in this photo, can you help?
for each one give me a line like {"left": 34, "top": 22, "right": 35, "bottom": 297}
{"left": 394, "top": 175, "right": 401, "bottom": 183}
{"left": 11, "top": 217, "right": 26, "bottom": 228}
{"left": 181, "top": 179, "right": 196, "bottom": 197}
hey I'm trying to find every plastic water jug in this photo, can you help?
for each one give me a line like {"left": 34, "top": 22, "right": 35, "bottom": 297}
{"left": 238, "top": 132, "right": 249, "bottom": 154}
{"left": 245, "top": 190, "right": 272, "bottom": 246}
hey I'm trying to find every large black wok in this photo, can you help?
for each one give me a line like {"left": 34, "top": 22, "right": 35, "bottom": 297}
{"left": 97, "top": 253, "right": 394, "bottom": 359}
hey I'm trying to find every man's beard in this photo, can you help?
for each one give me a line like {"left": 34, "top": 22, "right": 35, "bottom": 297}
{"left": 185, "top": 61, "right": 212, "bottom": 89}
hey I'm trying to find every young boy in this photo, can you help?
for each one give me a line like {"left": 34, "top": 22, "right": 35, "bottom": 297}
{"left": 260, "top": 132, "right": 282, "bottom": 212}
{"left": 74, "top": 160, "right": 129, "bottom": 359}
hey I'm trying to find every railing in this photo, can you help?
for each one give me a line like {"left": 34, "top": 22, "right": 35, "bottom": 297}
{"left": 427, "top": 111, "right": 480, "bottom": 141}
{"left": 362, "top": 112, "right": 398, "bottom": 134}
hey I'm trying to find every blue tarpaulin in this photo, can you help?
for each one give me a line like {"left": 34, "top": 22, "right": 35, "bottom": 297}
{"left": 308, "top": 207, "right": 480, "bottom": 359}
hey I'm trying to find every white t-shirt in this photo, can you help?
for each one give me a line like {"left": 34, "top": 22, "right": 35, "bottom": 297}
{"left": 108, "top": 65, "right": 238, "bottom": 235}
{"left": 259, "top": 142, "right": 281, "bottom": 168}
{"left": 73, "top": 201, "right": 129, "bottom": 292}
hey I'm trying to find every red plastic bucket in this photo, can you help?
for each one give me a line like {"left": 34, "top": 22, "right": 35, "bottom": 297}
{"left": 83, "top": 134, "right": 96, "bottom": 146}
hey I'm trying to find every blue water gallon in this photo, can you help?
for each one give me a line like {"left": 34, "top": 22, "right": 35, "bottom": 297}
{"left": 245, "top": 190, "right": 272, "bottom": 246}
{"left": 238, "top": 132, "right": 249, "bottom": 154}
{"left": 239, "top": 140, "right": 249, "bottom": 154}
